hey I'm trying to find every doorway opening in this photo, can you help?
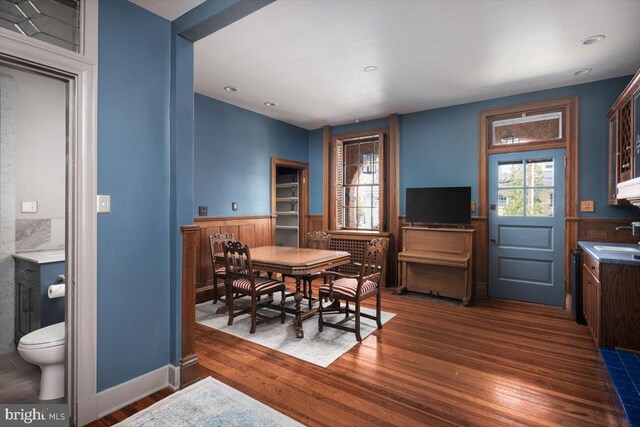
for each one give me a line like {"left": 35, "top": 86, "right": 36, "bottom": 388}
{"left": 271, "top": 158, "right": 309, "bottom": 248}
{"left": 0, "top": 63, "right": 68, "bottom": 403}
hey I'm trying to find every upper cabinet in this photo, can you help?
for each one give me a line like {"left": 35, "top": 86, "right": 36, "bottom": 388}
{"left": 608, "top": 69, "right": 640, "bottom": 205}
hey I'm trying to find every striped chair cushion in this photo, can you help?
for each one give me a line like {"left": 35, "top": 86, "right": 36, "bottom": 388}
{"left": 232, "top": 277, "right": 284, "bottom": 293}
{"left": 319, "top": 278, "right": 377, "bottom": 298}
{"left": 214, "top": 267, "right": 226, "bottom": 275}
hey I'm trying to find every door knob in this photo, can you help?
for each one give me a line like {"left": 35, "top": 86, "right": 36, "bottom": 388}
{"left": 490, "top": 204, "right": 496, "bottom": 211}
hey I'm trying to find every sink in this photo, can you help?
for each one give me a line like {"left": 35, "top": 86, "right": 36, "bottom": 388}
{"left": 593, "top": 245, "right": 640, "bottom": 254}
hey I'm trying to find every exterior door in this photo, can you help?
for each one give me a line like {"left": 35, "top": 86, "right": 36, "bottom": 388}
{"left": 488, "top": 148, "right": 565, "bottom": 306}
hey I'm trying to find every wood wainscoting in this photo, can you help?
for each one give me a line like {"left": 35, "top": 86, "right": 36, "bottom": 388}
{"left": 193, "top": 215, "right": 274, "bottom": 303}
{"left": 578, "top": 217, "right": 639, "bottom": 244}
{"left": 306, "top": 214, "right": 323, "bottom": 234}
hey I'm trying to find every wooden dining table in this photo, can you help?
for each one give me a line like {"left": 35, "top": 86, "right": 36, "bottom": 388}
{"left": 216, "top": 246, "right": 351, "bottom": 338}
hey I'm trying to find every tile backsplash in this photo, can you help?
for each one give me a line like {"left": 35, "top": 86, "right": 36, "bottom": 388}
{"left": 15, "top": 218, "right": 65, "bottom": 252}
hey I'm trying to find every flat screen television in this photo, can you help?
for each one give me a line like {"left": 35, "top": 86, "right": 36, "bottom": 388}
{"left": 406, "top": 187, "right": 471, "bottom": 225}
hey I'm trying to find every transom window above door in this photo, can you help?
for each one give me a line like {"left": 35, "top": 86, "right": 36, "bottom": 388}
{"left": 488, "top": 107, "right": 566, "bottom": 153}
{"left": 497, "top": 158, "right": 554, "bottom": 217}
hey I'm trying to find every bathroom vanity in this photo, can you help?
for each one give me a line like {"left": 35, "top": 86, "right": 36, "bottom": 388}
{"left": 13, "top": 251, "right": 65, "bottom": 344}
{"left": 578, "top": 242, "right": 640, "bottom": 351}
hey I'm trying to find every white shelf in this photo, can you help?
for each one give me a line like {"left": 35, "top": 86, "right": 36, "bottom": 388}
{"left": 276, "top": 183, "right": 298, "bottom": 188}
{"left": 276, "top": 197, "right": 298, "bottom": 202}
{"left": 275, "top": 225, "right": 299, "bottom": 230}
{"left": 276, "top": 211, "right": 298, "bottom": 216}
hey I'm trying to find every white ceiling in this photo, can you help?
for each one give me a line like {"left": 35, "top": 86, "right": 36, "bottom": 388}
{"left": 129, "top": 0, "right": 205, "bottom": 21}
{"left": 194, "top": 0, "right": 640, "bottom": 130}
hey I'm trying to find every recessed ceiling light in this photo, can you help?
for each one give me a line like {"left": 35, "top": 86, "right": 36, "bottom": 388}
{"left": 354, "top": 119, "right": 361, "bottom": 123}
{"left": 264, "top": 102, "right": 277, "bottom": 107}
{"left": 574, "top": 68, "right": 593, "bottom": 76}
{"left": 581, "top": 35, "right": 605, "bottom": 45}
{"left": 224, "top": 86, "right": 238, "bottom": 92}
{"left": 363, "top": 66, "right": 378, "bottom": 72}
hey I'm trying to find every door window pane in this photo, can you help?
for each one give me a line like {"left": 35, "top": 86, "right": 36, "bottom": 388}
{"left": 498, "top": 162, "right": 524, "bottom": 187}
{"left": 498, "top": 189, "right": 524, "bottom": 216}
{"left": 526, "top": 159, "right": 554, "bottom": 187}
{"left": 526, "top": 189, "right": 554, "bottom": 216}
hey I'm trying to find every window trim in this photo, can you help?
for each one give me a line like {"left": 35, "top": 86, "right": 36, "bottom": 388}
{"left": 329, "top": 128, "right": 389, "bottom": 232}
{"left": 487, "top": 106, "right": 567, "bottom": 154}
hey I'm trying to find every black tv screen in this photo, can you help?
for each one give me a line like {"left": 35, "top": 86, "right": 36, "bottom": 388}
{"left": 406, "top": 187, "right": 471, "bottom": 225}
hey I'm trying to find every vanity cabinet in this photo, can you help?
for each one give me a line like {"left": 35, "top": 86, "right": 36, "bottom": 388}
{"left": 608, "top": 69, "right": 640, "bottom": 204}
{"left": 14, "top": 258, "right": 65, "bottom": 344}
{"left": 581, "top": 251, "right": 640, "bottom": 351}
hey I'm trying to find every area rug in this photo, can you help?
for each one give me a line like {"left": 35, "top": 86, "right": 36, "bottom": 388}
{"left": 196, "top": 293, "right": 395, "bottom": 368}
{"left": 115, "top": 376, "right": 301, "bottom": 427}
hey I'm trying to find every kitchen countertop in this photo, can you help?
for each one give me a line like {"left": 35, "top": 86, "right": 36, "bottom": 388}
{"left": 13, "top": 250, "right": 65, "bottom": 264}
{"left": 578, "top": 241, "right": 640, "bottom": 266}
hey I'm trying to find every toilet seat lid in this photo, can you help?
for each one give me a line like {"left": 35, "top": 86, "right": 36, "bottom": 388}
{"left": 20, "top": 322, "right": 65, "bottom": 347}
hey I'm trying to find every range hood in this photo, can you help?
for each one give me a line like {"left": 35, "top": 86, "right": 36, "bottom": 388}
{"left": 618, "top": 177, "right": 640, "bottom": 208}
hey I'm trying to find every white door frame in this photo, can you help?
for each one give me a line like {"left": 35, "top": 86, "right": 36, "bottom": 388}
{"left": 0, "top": 1, "right": 98, "bottom": 424}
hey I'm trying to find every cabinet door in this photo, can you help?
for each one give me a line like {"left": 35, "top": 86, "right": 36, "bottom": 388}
{"left": 634, "top": 90, "right": 640, "bottom": 178}
{"left": 618, "top": 99, "right": 633, "bottom": 183}
{"left": 16, "top": 281, "right": 33, "bottom": 336}
{"left": 594, "top": 280, "right": 601, "bottom": 344}
{"left": 608, "top": 113, "right": 620, "bottom": 204}
{"left": 582, "top": 265, "right": 591, "bottom": 328}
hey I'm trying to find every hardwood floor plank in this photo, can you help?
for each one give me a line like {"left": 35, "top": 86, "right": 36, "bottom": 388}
{"left": 88, "top": 290, "right": 624, "bottom": 427}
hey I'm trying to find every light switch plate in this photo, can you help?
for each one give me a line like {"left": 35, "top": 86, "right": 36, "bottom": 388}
{"left": 21, "top": 201, "right": 38, "bottom": 213}
{"left": 97, "top": 195, "right": 111, "bottom": 214}
{"left": 580, "top": 200, "right": 595, "bottom": 212}
{"left": 232, "top": 202, "right": 238, "bottom": 211}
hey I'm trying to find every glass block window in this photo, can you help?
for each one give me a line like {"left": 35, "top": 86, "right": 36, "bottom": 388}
{"left": 0, "top": 0, "right": 80, "bottom": 52}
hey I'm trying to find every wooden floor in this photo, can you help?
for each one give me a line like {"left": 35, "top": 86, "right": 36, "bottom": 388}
{"left": 90, "top": 289, "right": 624, "bottom": 427}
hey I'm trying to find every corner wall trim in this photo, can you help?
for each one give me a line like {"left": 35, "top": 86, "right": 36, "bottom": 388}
{"left": 95, "top": 364, "right": 177, "bottom": 420}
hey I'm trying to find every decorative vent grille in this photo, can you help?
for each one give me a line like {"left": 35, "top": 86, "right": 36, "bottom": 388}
{"left": 619, "top": 100, "right": 632, "bottom": 177}
{"left": 0, "top": 0, "right": 80, "bottom": 52}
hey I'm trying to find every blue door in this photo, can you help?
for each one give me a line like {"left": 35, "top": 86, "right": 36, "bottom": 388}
{"left": 488, "top": 149, "right": 565, "bottom": 307}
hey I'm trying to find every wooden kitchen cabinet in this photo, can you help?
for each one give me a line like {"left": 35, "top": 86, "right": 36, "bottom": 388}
{"left": 607, "top": 69, "right": 640, "bottom": 204}
{"left": 581, "top": 251, "right": 640, "bottom": 350}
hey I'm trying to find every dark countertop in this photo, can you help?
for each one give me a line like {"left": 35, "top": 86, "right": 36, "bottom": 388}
{"left": 578, "top": 241, "right": 640, "bottom": 266}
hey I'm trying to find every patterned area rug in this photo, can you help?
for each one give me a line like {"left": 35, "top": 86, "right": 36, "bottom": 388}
{"left": 115, "top": 376, "right": 301, "bottom": 427}
{"left": 196, "top": 293, "right": 395, "bottom": 368}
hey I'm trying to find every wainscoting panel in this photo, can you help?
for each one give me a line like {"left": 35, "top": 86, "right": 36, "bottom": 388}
{"left": 306, "top": 215, "right": 323, "bottom": 235}
{"left": 193, "top": 216, "right": 274, "bottom": 303}
{"left": 578, "top": 217, "right": 638, "bottom": 244}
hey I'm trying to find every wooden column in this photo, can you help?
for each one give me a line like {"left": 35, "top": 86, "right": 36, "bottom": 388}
{"left": 322, "top": 125, "right": 331, "bottom": 230}
{"left": 180, "top": 225, "right": 200, "bottom": 388}
{"left": 389, "top": 114, "right": 400, "bottom": 287}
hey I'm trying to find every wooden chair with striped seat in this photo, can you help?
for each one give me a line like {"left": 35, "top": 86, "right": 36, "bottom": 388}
{"left": 222, "top": 240, "right": 286, "bottom": 334}
{"left": 317, "top": 237, "right": 389, "bottom": 342}
{"left": 209, "top": 233, "right": 235, "bottom": 305}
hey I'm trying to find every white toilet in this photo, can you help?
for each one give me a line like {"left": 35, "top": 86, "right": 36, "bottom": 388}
{"left": 17, "top": 322, "right": 65, "bottom": 400}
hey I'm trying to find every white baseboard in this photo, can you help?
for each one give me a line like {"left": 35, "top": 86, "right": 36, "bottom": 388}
{"left": 168, "top": 364, "right": 180, "bottom": 390}
{"left": 78, "top": 364, "right": 179, "bottom": 424}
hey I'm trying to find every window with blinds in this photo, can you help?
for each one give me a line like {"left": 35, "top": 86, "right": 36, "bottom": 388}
{"left": 334, "top": 133, "right": 385, "bottom": 231}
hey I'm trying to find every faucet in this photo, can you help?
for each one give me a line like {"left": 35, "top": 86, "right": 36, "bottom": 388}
{"left": 616, "top": 221, "right": 640, "bottom": 244}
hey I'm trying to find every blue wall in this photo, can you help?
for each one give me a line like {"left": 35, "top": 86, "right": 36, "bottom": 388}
{"left": 308, "top": 77, "right": 637, "bottom": 218}
{"left": 399, "top": 76, "right": 636, "bottom": 218}
{"left": 194, "top": 94, "right": 308, "bottom": 216}
{"left": 97, "top": 0, "right": 171, "bottom": 391}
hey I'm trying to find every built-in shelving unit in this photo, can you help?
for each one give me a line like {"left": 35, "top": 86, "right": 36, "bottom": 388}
{"left": 275, "top": 167, "right": 299, "bottom": 247}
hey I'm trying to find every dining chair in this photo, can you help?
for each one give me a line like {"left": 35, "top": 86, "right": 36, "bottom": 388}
{"left": 283, "top": 231, "right": 331, "bottom": 308}
{"left": 209, "top": 233, "right": 235, "bottom": 305}
{"left": 317, "top": 237, "right": 389, "bottom": 342}
{"left": 222, "top": 240, "right": 286, "bottom": 334}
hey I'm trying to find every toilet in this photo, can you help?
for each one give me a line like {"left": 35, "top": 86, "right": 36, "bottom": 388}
{"left": 17, "top": 322, "right": 65, "bottom": 400}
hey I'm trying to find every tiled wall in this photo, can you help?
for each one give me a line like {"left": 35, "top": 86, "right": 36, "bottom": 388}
{"left": 0, "top": 75, "right": 16, "bottom": 354}
{"left": 15, "top": 218, "right": 65, "bottom": 252}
